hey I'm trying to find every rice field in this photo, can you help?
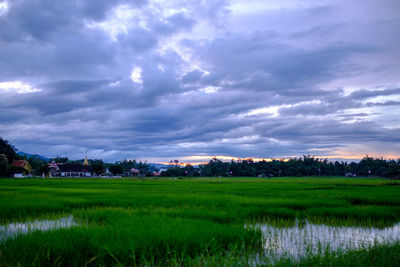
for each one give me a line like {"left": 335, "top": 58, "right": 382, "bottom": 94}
{"left": 0, "top": 177, "right": 399, "bottom": 266}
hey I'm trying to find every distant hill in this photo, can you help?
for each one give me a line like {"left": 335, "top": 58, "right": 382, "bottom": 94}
{"left": 17, "top": 151, "right": 51, "bottom": 162}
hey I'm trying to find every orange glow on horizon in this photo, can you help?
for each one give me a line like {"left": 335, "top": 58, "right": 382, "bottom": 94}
{"left": 157, "top": 161, "right": 208, "bottom": 166}
{"left": 155, "top": 156, "right": 291, "bottom": 166}
{"left": 152, "top": 153, "right": 400, "bottom": 166}
{"left": 321, "top": 154, "right": 400, "bottom": 160}
{"left": 183, "top": 155, "right": 290, "bottom": 162}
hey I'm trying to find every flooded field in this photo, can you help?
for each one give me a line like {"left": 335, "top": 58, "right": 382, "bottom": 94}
{"left": 253, "top": 220, "right": 400, "bottom": 263}
{"left": 0, "top": 177, "right": 399, "bottom": 266}
{"left": 0, "top": 216, "right": 79, "bottom": 243}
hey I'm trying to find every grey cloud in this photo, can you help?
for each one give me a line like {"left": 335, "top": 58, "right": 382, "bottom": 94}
{"left": 350, "top": 87, "right": 400, "bottom": 100}
{"left": 1, "top": 0, "right": 399, "bottom": 161}
{"left": 80, "top": 0, "right": 148, "bottom": 21}
{"left": 366, "top": 101, "right": 400, "bottom": 107}
{"left": 0, "top": 29, "right": 117, "bottom": 81}
{"left": 337, "top": 113, "right": 374, "bottom": 118}
{"left": 279, "top": 103, "right": 333, "bottom": 116}
{"left": 261, "top": 119, "right": 400, "bottom": 143}
{"left": 0, "top": 0, "right": 147, "bottom": 42}
{"left": 42, "top": 79, "right": 112, "bottom": 95}
{"left": 186, "top": 33, "right": 374, "bottom": 95}
{"left": 153, "top": 12, "right": 196, "bottom": 35}
{"left": 181, "top": 69, "right": 204, "bottom": 84}
{"left": 119, "top": 28, "right": 158, "bottom": 52}
{"left": 290, "top": 23, "right": 347, "bottom": 39}
{"left": 0, "top": 0, "right": 77, "bottom": 41}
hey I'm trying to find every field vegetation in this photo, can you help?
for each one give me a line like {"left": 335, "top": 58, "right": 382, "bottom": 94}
{"left": 0, "top": 177, "right": 399, "bottom": 266}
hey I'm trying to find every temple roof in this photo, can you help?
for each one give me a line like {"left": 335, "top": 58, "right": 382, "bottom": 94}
{"left": 83, "top": 153, "right": 89, "bottom": 166}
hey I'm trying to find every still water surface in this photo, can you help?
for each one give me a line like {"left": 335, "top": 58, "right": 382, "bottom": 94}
{"left": 1, "top": 216, "right": 399, "bottom": 262}
{"left": 0, "top": 216, "right": 79, "bottom": 242}
{"left": 255, "top": 220, "right": 400, "bottom": 261}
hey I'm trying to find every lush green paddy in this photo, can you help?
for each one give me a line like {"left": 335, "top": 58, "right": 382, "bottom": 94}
{"left": 0, "top": 177, "right": 399, "bottom": 266}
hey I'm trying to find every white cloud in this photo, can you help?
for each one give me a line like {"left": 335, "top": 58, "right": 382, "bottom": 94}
{"left": 109, "top": 80, "right": 121, "bottom": 86}
{"left": 130, "top": 66, "right": 143, "bottom": 84}
{"left": 1, "top": 0, "right": 400, "bottom": 162}
{"left": 200, "top": 86, "right": 220, "bottom": 94}
{"left": 243, "top": 100, "right": 322, "bottom": 118}
{"left": 0, "top": 81, "right": 41, "bottom": 94}
{"left": 229, "top": 0, "right": 295, "bottom": 14}
{"left": 0, "top": 1, "right": 9, "bottom": 16}
{"left": 158, "top": 64, "right": 165, "bottom": 72}
{"left": 86, "top": 4, "right": 138, "bottom": 41}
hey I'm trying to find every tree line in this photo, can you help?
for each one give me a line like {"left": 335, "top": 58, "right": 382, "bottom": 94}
{"left": 51, "top": 157, "right": 154, "bottom": 176}
{"left": 0, "top": 138, "right": 155, "bottom": 176}
{"left": 161, "top": 156, "right": 400, "bottom": 178}
{"left": 1, "top": 137, "right": 399, "bottom": 178}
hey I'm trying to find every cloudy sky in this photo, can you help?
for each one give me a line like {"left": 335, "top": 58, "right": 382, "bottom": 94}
{"left": 1, "top": 0, "right": 399, "bottom": 163}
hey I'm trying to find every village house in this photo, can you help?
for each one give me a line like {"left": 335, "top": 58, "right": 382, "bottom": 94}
{"left": 49, "top": 154, "right": 92, "bottom": 177}
{"left": 12, "top": 160, "right": 33, "bottom": 175}
{"left": 55, "top": 163, "right": 92, "bottom": 177}
{"left": 131, "top": 167, "right": 140, "bottom": 176}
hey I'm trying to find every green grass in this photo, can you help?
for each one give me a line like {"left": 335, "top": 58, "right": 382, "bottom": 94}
{"left": 0, "top": 177, "right": 399, "bottom": 266}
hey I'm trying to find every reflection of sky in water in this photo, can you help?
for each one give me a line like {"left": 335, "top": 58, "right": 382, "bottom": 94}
{"left": 256, "top": 220, "right": 400, "bottom": 261}
{"left": 0, "top": 216, "right": 79, "bottom": 242}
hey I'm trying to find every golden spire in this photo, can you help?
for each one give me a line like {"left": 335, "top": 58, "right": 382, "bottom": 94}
{"left": 83, "top": 152, "right": 89, "bottom": 166}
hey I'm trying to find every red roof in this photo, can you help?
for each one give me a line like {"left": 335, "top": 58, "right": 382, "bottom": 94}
{"left": 12, "top": 160, "right": 28, "bottom": 168}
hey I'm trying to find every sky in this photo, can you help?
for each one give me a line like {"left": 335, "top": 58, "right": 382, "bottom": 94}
{"left": 0, "top": 0, "right": 400, "bottom": 163}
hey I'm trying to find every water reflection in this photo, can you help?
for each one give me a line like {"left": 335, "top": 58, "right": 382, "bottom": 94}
{"left": 0, "top": 216, "right": 79, "bottom": 242}
{"left": 255, "top": 220, "right": 400, "bottom": 261}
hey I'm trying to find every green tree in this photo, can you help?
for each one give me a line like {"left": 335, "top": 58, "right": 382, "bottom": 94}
{"left": 39, "top": 163, "right": 50, "bottom": 176}
{"left": 109, "top": 164, "right": 123, "bottom": 175}
{"left": 0, "top": 137, "right": 17, "bottom": 163}
{"left": 385, "top": 160, "right": 400, "bottom": 178}
{"left": 26, "top": 155, "right": 46, "bottom": 175}
{"left": 0, "top": 154, "right": 8, "bottom": 176}
{"left": 120, "top": 159, "right": 137, "bottom": 173}
{"left": 53, "top": 157, "right": 69, "bottom": 163}
{"left": 91, "top": 160, "right": 104, "bottom": 175}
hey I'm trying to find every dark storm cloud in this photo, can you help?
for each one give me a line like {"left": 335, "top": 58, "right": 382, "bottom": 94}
{"left": 0, "top": 29, "right": 118, "bottom": 80}
{"left": 0, "top": 0, "right": 399, "bottom": 161}
{"left": 0, "top": 0, "right": 147, "bottom": 41}
{"left": 186, "top": 33, "right": 374, "bottom": 95}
